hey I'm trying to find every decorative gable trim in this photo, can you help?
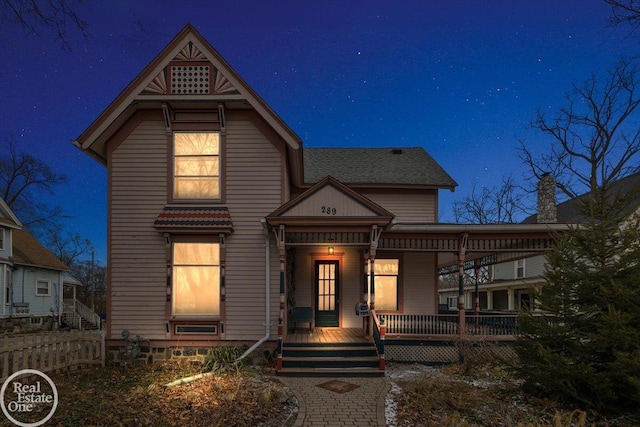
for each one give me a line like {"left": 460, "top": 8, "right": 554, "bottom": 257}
{"left": 74, "top": 24, "right": 301, "bottom": 166}
{"left": 0, "top": 198, "right": 22, "bottom": 229}
{"left": 266, "top": 176, "right": 394, "bottom": 228}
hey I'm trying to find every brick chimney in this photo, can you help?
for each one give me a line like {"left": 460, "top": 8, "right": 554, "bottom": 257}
{"left": 537, "top": 173, "right": 557, "bottom": 223}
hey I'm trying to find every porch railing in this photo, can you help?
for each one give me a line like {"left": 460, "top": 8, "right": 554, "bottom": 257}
{"left": 74, "top": 300, "right": 101, "bottom": 329}
{"left": 378, "top": 313, "right": 519, "bottom": 336}
{"left": 62, "top": 300, "right": 101, "bottom": 330}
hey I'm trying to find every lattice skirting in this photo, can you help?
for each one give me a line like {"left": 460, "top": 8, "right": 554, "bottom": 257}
{"left": 386, "top": 341, "right": 515, "bottom": 364}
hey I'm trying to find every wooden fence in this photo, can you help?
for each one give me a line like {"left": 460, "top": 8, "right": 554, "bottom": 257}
{"left": 0, "top": 330, "right": 105, "bottom": 382}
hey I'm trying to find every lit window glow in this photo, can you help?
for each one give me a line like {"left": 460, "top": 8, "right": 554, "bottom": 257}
{"left": 172, "top": 242, "right": 220, "bottom": 316}
{"left": 374, "top": 259, "right": 399, "bottom": 311}
{"left": 173, "top": 132, "right": 220, "bottom": 199}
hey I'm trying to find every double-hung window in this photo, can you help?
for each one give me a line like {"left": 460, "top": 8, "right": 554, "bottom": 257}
{"left": 173, "top": 132, "right": 220, "bottom": 200}
{"left": 374, "top": 259, "right": 399, "bottom": 311}
{"left": 516, "top": 259, "right": 525, "bottom": 279}
{"left": 172, "top": 242, "right": 220, "bottom": 316}
{"left": 36, "top": 280, "right": 51, "bottom": 297}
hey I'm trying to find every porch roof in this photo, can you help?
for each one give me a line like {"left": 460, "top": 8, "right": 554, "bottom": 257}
{"left": 383, "top": 222, "right": 571, "bottom": 271}
{"left": 267, "top": 176, "right": 394, "bottom": 229}
{"left": 277, "top": 221, "right": 569, "bottom": 269}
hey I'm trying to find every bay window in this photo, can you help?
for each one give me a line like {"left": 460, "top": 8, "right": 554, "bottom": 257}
{"left": 172, "top": 242, "right": 220, "bottom": 316}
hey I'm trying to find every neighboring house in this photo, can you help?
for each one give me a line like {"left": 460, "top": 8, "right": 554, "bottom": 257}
{"left": 440, "top": 172, "right": 640, "bottom": 313}
{"left": 74, "top": 25, "right": 565, "bottom": 368}
{"left": 0, "top": 198, "right": 73, "bottom": 332}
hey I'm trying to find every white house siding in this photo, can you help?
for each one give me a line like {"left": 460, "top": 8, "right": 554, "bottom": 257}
{"left": 401, "top": 252, "right": 438, "bottom": 315}
{"left": 493, "top": 254, "right": 546, "bottom": 281}
{"left": 525, "top": 255, "right": 546, "bottom": 278}
{"left": 362, "top": 191, "right": 436, "bottom": 223}
{"left": 292, "top": 247, "right": 363, "bottom": 328}
{"left": 11, "top": 268, "right": 61, "bottom": 316}
{"left": 222, "top": 118, "right": 284, "bottom": 340}
{"left": 110, "top": 120, "right": 168, "bottom": 340}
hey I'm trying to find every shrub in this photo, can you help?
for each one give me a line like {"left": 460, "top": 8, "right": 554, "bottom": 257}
{"left": 203, "top": 346, "right": 247, "bottom": 374}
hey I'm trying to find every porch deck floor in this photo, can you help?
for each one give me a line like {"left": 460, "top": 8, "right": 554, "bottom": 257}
{"left": 285, "top": 327, "right": 372, "bottom": 344}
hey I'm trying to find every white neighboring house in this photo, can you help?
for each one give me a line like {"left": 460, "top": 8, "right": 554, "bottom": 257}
{"left": 0, "top": 197, "right": 84, "bottom": 332}
{"left": 440, "top": 172, "right": 640, "bottom": 313}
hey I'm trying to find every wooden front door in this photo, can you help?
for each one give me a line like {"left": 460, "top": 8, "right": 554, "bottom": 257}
{"left": 315, "top": 260, "right": 339, "bottom": 327}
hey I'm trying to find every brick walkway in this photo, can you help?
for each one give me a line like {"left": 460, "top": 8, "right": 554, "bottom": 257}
{"left": 278, "top": 376, "right": 391, "bottom": 427}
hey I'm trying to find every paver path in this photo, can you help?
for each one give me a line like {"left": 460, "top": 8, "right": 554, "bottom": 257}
{"left": 279, "top": 376, "right": 391, "bottom": 427}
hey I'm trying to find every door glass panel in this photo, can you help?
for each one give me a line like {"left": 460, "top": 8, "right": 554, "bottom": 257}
{"left": 317, "top": 263, "right": 336, "bottom": 311}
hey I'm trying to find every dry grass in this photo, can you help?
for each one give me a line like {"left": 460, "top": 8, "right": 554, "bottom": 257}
{"left": 2, "top": 358, "right": 638, "bottom": 426}
{"left": 390, "top": 362, "right": 640, "bottom": 427}
{"left": 0, "top": 361, "right": 296, "bottom": 427}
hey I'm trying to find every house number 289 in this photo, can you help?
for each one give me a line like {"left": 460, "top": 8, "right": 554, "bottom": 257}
{"left": 321, "top": 206, "right": 337, "bottom": 215}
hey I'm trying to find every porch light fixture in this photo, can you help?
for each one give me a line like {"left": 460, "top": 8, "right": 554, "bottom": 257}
{"left": 327, "top": 246, "right": 334, "bottom": 255}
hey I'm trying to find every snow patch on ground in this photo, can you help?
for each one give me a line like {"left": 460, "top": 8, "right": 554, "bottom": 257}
{"left": 385, "top": 363, "right": 438, "bottom": 427}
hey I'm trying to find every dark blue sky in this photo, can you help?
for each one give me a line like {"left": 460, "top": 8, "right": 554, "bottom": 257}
{"left": 0, "top": 0, "right": 633, "bottom": 263}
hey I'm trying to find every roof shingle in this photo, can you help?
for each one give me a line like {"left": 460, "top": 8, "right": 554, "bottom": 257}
{"left": 303, "top": 147, "right": 457, "bottom": 188}
{"left": 12, "top": 229, "right": 68, "bottom": 270}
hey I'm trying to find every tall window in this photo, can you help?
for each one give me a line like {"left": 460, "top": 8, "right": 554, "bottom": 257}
{"left": 374, "top": 259, "right": 399, "bottom": 311}
{"left": 516, "top": 259, "right": 525, "bottom": 279}
{"left": 0, "top": 229, "right": 4, "bottom": 250}
{"left": 173, "top": 132, "right": 220, "bottom": 199}
{"left": 172, "top": 242, "right": 220, "bottom": 316}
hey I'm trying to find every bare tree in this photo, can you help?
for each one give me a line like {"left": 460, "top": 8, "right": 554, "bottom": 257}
{"left": 1, "top": 0, "right": 88, "bottom": 49}
{"left": 72, "top": 258, "right": 107, "bottom": 314}
{"left": 452, "top": 174, "right": 528, "bottom": 224}
{"left": 606, "top": 0, "right": 640, "bottom": 35}
{"left": 0, "top": 134, "right": 68, "bottom": 237}
{"left": 519, "top": 57, "right": 640, "bottom": 200}
{"left": 47, "top": 229, "right": 93, "bottom": 268}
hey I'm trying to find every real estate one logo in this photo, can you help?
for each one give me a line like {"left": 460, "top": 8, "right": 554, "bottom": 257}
{"left": 0, "top": 369, "right": 58, "bottom": 427}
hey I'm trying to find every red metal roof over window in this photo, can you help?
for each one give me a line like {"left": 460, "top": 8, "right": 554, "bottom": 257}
{"left": 153, "top": 206, "right": 233, "bottom": 233}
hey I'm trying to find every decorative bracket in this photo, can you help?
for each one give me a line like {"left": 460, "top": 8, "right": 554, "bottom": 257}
{"left": 161, "top": 103, "right": 172, "bottom": 135}
{"left": 369, "top": 225, "right": 382, "bottom": 259}
{"left": 272, "top": 224, "right": 286, "bottom": 256}
{"left": 218, "top": 103, "right": 226, "bottom": 134}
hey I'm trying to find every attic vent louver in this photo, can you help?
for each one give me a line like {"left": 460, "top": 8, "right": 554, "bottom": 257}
{"left": 391, "top": 148, "right": 403, "bottom": 154}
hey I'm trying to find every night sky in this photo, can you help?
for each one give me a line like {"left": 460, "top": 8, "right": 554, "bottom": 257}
{"left": 0, "top": 0, "right": 633, "bottom": 263}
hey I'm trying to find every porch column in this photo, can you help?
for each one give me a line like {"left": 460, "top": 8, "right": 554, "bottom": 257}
{"left": 457, "top": 233, "right": 468, "bottom": 335}
{"left": 474, "top": 261, "right": 480, "bottom": 316}
{"left": 507, "top": 288, "right": 515, "bottom": 311}
{"left": 369, "top": 258, "right": 375, "bottom": 312}
{"left": 276, "top": 225, "right": 286, "bottom": 371}
{"left": 487, "top": 290, "right": 493, "bottom": 310}
{"left": 363, "top": 254, "right": 369, "bottom": 335}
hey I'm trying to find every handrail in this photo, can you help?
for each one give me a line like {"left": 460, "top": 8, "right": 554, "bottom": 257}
{"left": 62, "top": 300, "right": 100, "bottom": 330}
{"left": 370, "top": 310, "right": 386, "bottom": 370}
{"left": 74, "top": 300, "right": 101, "bottom": 328}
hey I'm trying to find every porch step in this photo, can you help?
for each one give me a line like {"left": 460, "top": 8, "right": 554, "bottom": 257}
{"left": 278, "top": 342, "right": 383, "bottom": 377}
{"left": 283, "top": 345, "right": 378, "bottom": 358}
{"left": 277, "top": 367, "right": 384, "bottom": 377}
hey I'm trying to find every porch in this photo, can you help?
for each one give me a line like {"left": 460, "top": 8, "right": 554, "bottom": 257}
{"left": 277, "top": 312, "right": 519, "bottom": 376}
{"left": 285, "top": 327, "right": 371, "bottom": 344}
